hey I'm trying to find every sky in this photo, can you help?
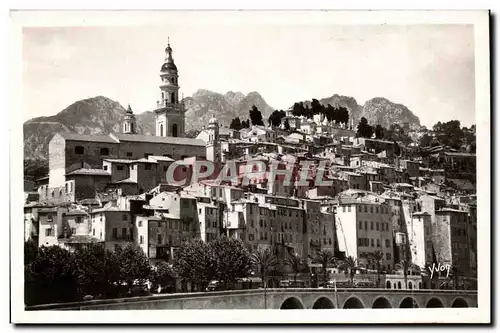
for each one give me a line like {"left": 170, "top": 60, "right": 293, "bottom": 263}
{"left": 22, "top": 24, "right": 475, "bottom": 127}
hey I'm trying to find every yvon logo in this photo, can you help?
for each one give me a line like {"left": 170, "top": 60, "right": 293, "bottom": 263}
{"left": 428, "top": 263, "right": 451, "bottom": 279}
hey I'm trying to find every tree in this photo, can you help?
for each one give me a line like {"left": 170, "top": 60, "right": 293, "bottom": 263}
{"left": 241, "top": 119, "right": 250, "bottom": 129}
{"left": 151, "top": 261, "right": 177, "bottom": 292}
{"left": 249, "top": 105, "right": 264, "bottom": 126}
{"left": 309, "top": 249, "right": 337, "bottom": 286}
{"left": 310, "top": 99, "right": 324, "bottom": 116}
{"left": 24, "top": 239, "right": 38, "bottom": 266}
{"left": 339, "top": 256, "right": 358, "bottom": 285}
{"left": 210, "top": 236, "right": 252, "bottom": 289}
{"left": 113, "top": 244, "right": 152, "bottom": 292}
{"left": 396, "top": 259, "right": 410, "bottom": 289}
{"left": 282, "top": 253, "right": 304, "bottom": 284}
{"left": 229, "top": 117, "right": 242, "bottom": 131}
{"left": 370, "top": 251, "right": 384, "bottom": 288}
{"left": 25, "top": 245, "right": 78, "bottom": 305}
{"left": 419, "top": 133, "right": 434, "bottom": 147}
{"left": 292, "top": 102, "right": 305, "bottom": 117}
{"left": 268, "top": 110, "right": 286, "bottom": 128}
{"left": 356, "top": 117, "right": 373, "bottom": 138}
{"left": 175, "top": 239, "right": 216, "bottom": 291}
{"left": 283, "top": 119, "right": 291, "bottom": 131}
{"left": 73, "top": 244, "right": 112, "bottom": 298}
{"left": 374, "top": 125, "right": 385, "bottom": 140}
{"left": 251, "top": 248, "right": 278, "bottom": 288}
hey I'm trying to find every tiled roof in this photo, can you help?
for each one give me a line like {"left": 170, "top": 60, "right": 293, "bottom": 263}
{"left": 148, "top": 155, "right": 175, "bottom": 162}
{"left": 66, "top": 168, "right": 111, "bottom": 176}
{"left": 135, "top": 158, "right": 157, "bottom": 164}
{"left": 103, "top": 158, "right": 135, "bottom": 164}
{"left": 110, "top": 133, "right": 205, "bottom": 147}
{"left": 64, "top": 210, "right": 87, "bottom": 216}
{"left": 114, "top": 178, "right": 137, "bottom": 184}
{"left": 57, "top": 132, "right": 118, "bottom": 143}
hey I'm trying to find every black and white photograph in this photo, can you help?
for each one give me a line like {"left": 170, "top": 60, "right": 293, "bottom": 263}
{"left": 9, "top": 9, "right": 491, "bottom": 324}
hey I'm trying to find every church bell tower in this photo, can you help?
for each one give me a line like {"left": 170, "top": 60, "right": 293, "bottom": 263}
{"left": 154, "top": 39, "right": 186, "bottom": 138}
{"left": 122, "top": 104, "right": 137, "bottom": 134}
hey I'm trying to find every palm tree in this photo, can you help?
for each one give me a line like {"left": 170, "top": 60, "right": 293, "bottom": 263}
{"left": 283, "top": 253, "right": 304, "bottom": 285}
{"left": 251, "top": 248, "right": 278, "bottom": 309}
{"left": 251, "top": 248, "right": 278, "bottom": 289}
{"left": 309, "top": 249, "right": 337, "bottom": 286}
{"left": 339, "top": 256, "right": 358, "bottom": 286}
{"left": 396, "top": 259, "right": 410, "bottom": 289}
{"left": 370, "top": 251, "right": 384, "bottom": 288}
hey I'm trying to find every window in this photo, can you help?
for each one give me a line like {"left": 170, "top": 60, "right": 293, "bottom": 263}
{"left": 370, "top": 206, "right": 373, "bottom": 214}
{"left": 386, "top": 253, "right": 391, "bottom": 260}
{"left": 123, "top": 214, "right": 128, "bottom": 221}
{"left": 45, "top": 228, "right": 53, "bottom": 237}
{"left": 103, "top": 165, "right": 108, "bottom": 171}
{"left": 371, "top": 222, "right": 374, "bottom": 230}
{"left": 122, "top": 228, "right": 127, "bottom": 237}
{"left": 158, "top": 235, "right": 162, "bottom": 244}
{"left": 74, "top": 146, "right": 84, "bottom": 154}
{"left": 92, "top": 228, "right": 95, "bottom": 236}
{"left": 145, "top": 164, "right": 152, "bottom": 170}
{"left": 112, "top": 228, "right": 118, "bottom": 239}
{"left": 371, "top": 239, "right": 374, "bottom": 247}
{"left": 358, "top": 221, "right": 362, "bottom": 230}
{"left": 117, "top": 165, "right": 124, "bottom": 171}
{"left": 138, "top": 220, "right": 142, "bottom": 227}
{"left": 385, "top": 239, "right": 390, "bottom": 248}
{"left": 359, "top": 205, "right": 362, "bottom": 212}
{"left": 377, "top": 239, "right": 380, "bottom": 247}
{"left": 376, "top": 207, "right": 379, "bottom": 214}
{"left": 126, "top": 152, "right": 133, "bottom": 157}
{"left": 100, "top": 148, "right": 109, "bottom": 156}
{"left": 140, "top": 235, "right": 144, "bottom": 244}
{"left": 76, "top": 217, "right": 82, "bottom": 224}
{"left": 348, "top": 206, "right": 351, "bottom": 212}
{"left": 364, "top": 221, "right": 367, "bottom": 230}
{"left": 364, "top": 206, "right": 367, "bottom": 212}
{"left": 71, "top": 228, "right": 76, "bottom": 235}
{"left": 376, "top": 222, "right": 379, "bottom": 231}
{"left": 343, "top": 206, "right": 346, "bottom": 213}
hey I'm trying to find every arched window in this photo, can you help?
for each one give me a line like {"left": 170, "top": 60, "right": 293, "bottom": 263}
{"left": 386, "top": 281, "right": 391, "bottom": 289}
{"left": 161, "top": 92, "right": 165, "bottom": 101}
{"left": 398, "top": 282, "right": 402, "bottom": 289}
{"left": 171, "top": 92, "right": 175, "bottom": 103}
{"left": 130, "top": 123, "right": 134, "bottom": 133}
{"left": 408, "top": 282, "right": 413, "bottom": 289}
{"left": 160, "top": 124, "right": 164, "bottom": 137}
{"left": 172, "top": 124, "right": 178, "bottom": 137}
{"left": 419, "top": 282, "right": 422, "bottom": 289}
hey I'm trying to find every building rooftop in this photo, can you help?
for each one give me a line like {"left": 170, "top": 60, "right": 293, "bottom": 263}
{"left": 64, "top": 210, "right": 87, "bottom": 216}
{"left": 57, "top": 132, "right": 119, "bottom": 143}
{"left": 103, "top": 158, "right": 135, "bottom": 164}
{"left": 110, "top": 133, "right": 205, "bottom": 147}
{"left": 66, "top": 168, "right": 111, "bottom": 176}
{"left": 148, "top": 155, "right": 175, "bottom": 162}
{"left": 114, "top": 178, "right": 137, "bottom": 184}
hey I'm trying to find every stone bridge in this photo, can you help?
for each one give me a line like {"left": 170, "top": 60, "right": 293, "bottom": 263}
{"left": 27, "top": 288, "right": 477, "bottom": 310}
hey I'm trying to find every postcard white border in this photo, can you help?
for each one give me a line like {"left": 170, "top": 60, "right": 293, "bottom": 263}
{"left": 9, "top": 9, "right": 490, "bottom": 324}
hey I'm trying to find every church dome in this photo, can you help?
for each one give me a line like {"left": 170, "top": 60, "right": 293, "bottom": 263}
{"left": 161, "top": 62, "right": 177, "bottom": 71}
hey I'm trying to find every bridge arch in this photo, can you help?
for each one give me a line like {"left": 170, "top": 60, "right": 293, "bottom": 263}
{"left": 343, "top": 297, "right": 365, "bottom": 309}
{"left": 312, "top": 297, "right": 335, "bottom": 309}
{"left": 399, "top": 297, "right": 419, "bottom": 308}
{"left": 426, "top": 297, "right": 444, "bottom": 308}
{"left": 451, "top": 297, "right": 469, "bottom": 308}
{"left": 280, "top": 297, "right": 304, "bottom": 309}
{"left": 372, "top": 297, "right": 392, "bottom": 308}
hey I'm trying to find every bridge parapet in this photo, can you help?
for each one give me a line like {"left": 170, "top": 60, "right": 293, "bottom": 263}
{"left": 25, "top": 288, "right": 477, "bottom": 311}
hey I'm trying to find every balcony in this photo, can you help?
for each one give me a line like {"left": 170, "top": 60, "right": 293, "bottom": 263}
{"left": 155, "top": 101, "right": 185, "bottom": 112}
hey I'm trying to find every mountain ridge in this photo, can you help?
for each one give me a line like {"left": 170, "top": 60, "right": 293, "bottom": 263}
{"left": 23, "top": 91, "right": 421, "bottom": 160}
